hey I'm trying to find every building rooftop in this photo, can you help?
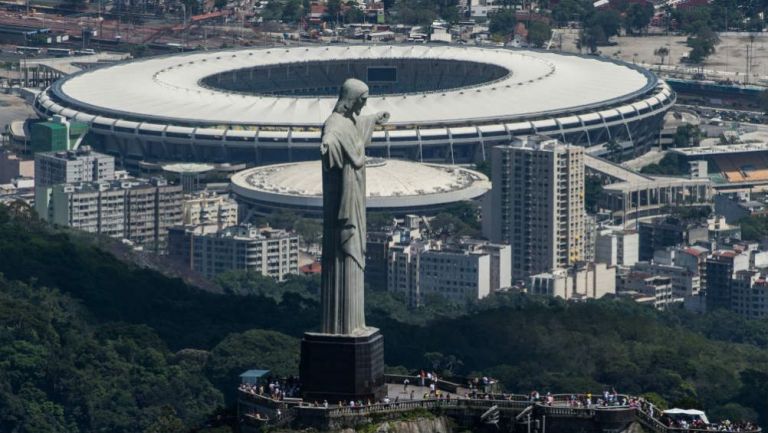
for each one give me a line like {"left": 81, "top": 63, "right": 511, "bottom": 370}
{"left": 163, "top": 163, "right": 216, "bottom": 174}
{"left": 230, "top": 158, "right": 490, "bottom": 210}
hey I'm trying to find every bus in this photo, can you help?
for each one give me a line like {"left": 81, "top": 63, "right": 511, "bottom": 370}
{"left": 15, "top": 46, "right": 42, "bottom": 55}
{"left": 47, "top": 47, "right": 73, "bottom": 57}
{"left": 74, "top": 49, "right": 96, "bottom": 56}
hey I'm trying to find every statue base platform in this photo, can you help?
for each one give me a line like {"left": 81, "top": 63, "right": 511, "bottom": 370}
{"left": 300, "top": 327, "right": 385, "bottom": 403}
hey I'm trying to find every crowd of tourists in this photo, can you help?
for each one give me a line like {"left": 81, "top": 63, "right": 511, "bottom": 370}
{"left": 662, "top": 417, "right": 760, "bottom": 432}
{"left": 238, "top": 376, "right": 301, "bottom": 400}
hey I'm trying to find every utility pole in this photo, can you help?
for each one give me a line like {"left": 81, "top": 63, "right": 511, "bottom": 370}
{"left": 746, "top": 34, "right": 755, "bottom": 84}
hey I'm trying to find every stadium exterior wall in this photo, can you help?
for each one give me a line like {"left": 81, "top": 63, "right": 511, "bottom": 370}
{"left": 32, "top": 47, "right": 675, "bottom": 167}
{"left": 33, "top": 95, "right": 672, "bottom": 166}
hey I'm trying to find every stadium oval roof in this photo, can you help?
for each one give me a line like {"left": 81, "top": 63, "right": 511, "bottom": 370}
{"left": 230, "top": 158, "right": 491, "bottom": 211}
{"left": 50, "top": 45, "right": 656, "bottom": 127}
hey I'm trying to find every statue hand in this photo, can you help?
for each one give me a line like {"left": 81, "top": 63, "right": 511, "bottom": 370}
{"left": 375, "top": 111, "right": 390, "bottom": 124}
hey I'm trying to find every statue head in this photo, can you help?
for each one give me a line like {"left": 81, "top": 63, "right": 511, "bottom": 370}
{"left": 334, "top": 78, "right": 369, "bottom": 117}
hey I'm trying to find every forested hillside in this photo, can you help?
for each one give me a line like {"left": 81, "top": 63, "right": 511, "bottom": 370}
{"left": 1, "top": 203, "right": 768, "bottom": 432}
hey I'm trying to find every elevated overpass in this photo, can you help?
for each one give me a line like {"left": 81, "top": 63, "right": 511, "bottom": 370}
{"left": 17, "top": 53, "right": 130, "bottom": 88}
{"left": 585, "top": 154, "right": 712, "bottom": 226}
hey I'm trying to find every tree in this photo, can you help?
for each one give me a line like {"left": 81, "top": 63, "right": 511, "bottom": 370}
{"left": 584, "top": 175, "right": 603, "bottom": 213}
{"left": 527, "top": 21, "right": 552, "bottom": 48}
{"left": 261, "top": 0, "right": 284, "bottom": 21}
{"left": 345, "top": 6, "right": 365, "bottom": 23}
{"left": 686, "top": 27, "right": 720, "bottom": 64}
{"left": 475, "top": 160, "right": 491, "bottom": 178}
{"left": 640, "top": 153, "right": 689, "bottom": 175}
{"left": 672, "top": 124, "right": 701, "bottom": 148}
{"left": 605, "top": 138, "right": 622, "bottom": 162}
{"left": 488, "top": 8, "right": 517, "bottom": 37}
{"left": 552, "top": 0, "right": 591, "bottom": 26}
{"left": 327, "top": 0, "right": 342, "bottom": 23}
{"left": 591, "top": 9, "right": 621, "bottom": 40}
{"left": 207, "top": 330, "right": 299, "bottom": 404}
{"left": 624, "top": 2, "right": 654, "bottom": 35}
{"left": 577, "top": 26, "right": 603, "bottom": 53}
{"left": 281, "top": 0, "right": 304, "bottom": 22}
{"left": 654, "top": 46, "right": 670, "bottom": 65}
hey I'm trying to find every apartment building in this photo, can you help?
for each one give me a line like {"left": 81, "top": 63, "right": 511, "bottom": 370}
{"left": 486, "top": 136, "right": 585, "bottom": 280}
{"left": 39, "top": 177, "right": 182, "bottom": 251}
{"left": 168, "top": 224, "right": 299, "bottom": 281}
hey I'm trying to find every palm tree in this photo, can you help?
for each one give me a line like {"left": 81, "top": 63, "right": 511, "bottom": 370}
{"left": 654, "top": 46, "right": 670, "bottom": 65}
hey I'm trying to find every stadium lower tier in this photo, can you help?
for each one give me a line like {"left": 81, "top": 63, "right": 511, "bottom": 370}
{"left": 34, "top": 109, "right": 668, "bottom": 167}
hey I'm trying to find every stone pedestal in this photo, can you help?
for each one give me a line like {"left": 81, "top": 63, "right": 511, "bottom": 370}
{"left": 300, "top": 327, "right": 385, "bottom": 403}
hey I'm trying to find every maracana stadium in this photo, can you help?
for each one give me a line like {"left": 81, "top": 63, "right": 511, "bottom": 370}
{"left": 34, "top": 44, "right": 674, "bottom": 167}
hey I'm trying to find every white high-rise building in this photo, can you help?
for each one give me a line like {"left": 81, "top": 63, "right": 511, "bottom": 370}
{"left": 485, "top": 136, "right": 586, "bottom": 280}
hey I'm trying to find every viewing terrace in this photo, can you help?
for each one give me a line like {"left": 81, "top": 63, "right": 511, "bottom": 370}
{"left": 237, "top": 375, "right": 761, "bottom": 433}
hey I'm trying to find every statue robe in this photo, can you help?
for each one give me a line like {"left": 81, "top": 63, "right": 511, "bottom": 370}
{"left": 320, "top": 111, "right": 377, "bottom": 335}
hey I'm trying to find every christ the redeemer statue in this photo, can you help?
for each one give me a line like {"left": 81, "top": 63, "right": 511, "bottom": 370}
{"left": 320, "top": 78, "right": 389, "bottom": 336}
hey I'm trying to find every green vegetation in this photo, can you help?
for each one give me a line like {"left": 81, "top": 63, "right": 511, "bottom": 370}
{"left": 671, "top": 124, "right": 703, "bottom": 148}
{"left": 0, "top": 276, "right": 224, "bottom": 432}
{"left": 655, "top": 46, "right": 670, "bottom": 65}
{"left": 666, "top": 205, "right": 712, "bottom": 221}
{"left": 686, "top": 27, "right": 720, "bottom": 64}
{"left": 3, "top": 203, "right": 768, "bottom": 430}
{"left": 640, "top": 153, "right": 689, "bottom": 176}
{"left": 527, "top": 21, "right": 553, "bottom": 48}
{"left": 488, "top": 8, "right": 518, "bottom": 38}
{"left": 427, "top": 202, "right": 482, "bottom": 237}
{"left": 394, "top": 0, "right": 459, "bottom": 26}
{"left": 623, "top": 2, "right": 654, "bottom": 35}
{"left": 475, "top": 160, "right": 491, "bottom": 178}
{"left": 260, "top": 0, "right": 304, "bottom": 23}
{"left": 585, "top": 175, "right": 604, "bottom": 213}
{"left": 737, "top": 214, "right": 768, "bottom": 242}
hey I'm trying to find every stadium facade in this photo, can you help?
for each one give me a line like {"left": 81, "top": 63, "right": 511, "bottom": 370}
{"left": 34, "top": 45, "right": 675, "bottom": 167}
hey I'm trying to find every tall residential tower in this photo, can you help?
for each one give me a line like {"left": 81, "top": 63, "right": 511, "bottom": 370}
{"left": 485, "top": 136, "right": 586, "bottom": 280}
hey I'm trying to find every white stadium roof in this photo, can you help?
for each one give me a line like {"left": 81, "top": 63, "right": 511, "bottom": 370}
{"left": 52, "top": 45, "right": 655, "bottom": 127}
{"left": 230, "top": 158, "right": 491, "bottom": 210}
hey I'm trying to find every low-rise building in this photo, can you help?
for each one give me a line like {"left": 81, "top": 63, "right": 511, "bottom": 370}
{"left": 528, "top": 262, "right": 616, "bottom": 300}
{"left": 0, "top": 151, "right": 34, "bottom": 183}
{"left": 714, "top": 194, "right": 766, "bottom": 224}
{"left": 34, "top": 146, "right": 114, "bottom": 188}
{"left": 631, "top": 261, "right": 700, "bottom": 299}
{"left": 387, "top": 239, "right": 511, "bottom": 306}
{"left": 705, "top": 249, "right": 750, "bottom": 312}
{"left": 595, "top": 228, "right": 639, "bottom": 267}
{"left": 168, "top": 224, "right": 299, "bottom": 281}
{"left": 182, "top": 191, "right": 239, "bottom": 228}
{"left": 638, "top": 217, "right": 708, "bottom": 261}
{"left": 619, "top": 275, "right": 675, "bottom": 310}
{"left": 731, "top": 270, "right": 768, "bottom": 320}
